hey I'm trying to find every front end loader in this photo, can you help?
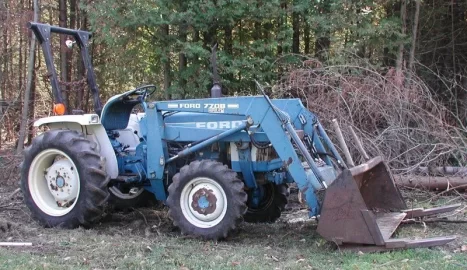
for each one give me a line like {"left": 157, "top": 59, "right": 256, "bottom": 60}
{"left": 21, "top": 22, "right": 460, "bottom": 251}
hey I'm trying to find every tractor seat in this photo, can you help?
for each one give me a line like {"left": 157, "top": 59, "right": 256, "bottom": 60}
{"left": 100, "top": 93, "right": 140, "bottom": 131}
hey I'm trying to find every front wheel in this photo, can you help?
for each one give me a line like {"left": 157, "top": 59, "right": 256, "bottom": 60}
{"left": 20, "top": 129, "right": 110, "bottom": 228}
{"left": 166, "top": 160, "right": 247, "bottom": 240}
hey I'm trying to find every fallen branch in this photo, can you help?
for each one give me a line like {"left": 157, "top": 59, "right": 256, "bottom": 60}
{"left": 395, "top": 175, "right": 467, "bottom": 190}
{"left": 7, "top": 188, "right": 21, "bottom": 199}
{"left": 0, "top": 242, "right": 32, "bottom": 247}
{"left": 402, "top": 218, "right": 467, "bottom": 224}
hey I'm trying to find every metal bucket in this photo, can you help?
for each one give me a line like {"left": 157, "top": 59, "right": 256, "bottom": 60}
{"left": 317, "top": 156, "right": 458, "bottom": 250}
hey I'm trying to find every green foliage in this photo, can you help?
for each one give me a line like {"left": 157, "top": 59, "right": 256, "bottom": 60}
{"left": 84, "top": 0, "right": 407, "bottom": 98}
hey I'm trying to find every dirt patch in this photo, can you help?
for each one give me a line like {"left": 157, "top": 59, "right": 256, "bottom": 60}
{"left": 0, "top": 146, "right": 21, "bottom": 188}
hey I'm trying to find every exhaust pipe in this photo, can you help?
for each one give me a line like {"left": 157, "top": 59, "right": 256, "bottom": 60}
{"left": 210, "top": 43, "right": 222, "bottom": 98}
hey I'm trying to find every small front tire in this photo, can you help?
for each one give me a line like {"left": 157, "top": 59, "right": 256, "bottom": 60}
{"left": 166, "top": 160, "right": 247, "bottom": 240}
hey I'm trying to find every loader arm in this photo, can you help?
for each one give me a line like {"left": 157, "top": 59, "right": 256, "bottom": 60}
{"left": 147, "top": 96, "right": 328, "bottom": 215}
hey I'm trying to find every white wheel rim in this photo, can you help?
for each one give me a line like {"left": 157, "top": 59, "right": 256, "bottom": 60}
{"left": 180, "top": 177, "right": 227, "bottom": 228}
{"left": 109, "top": 186, "right": 144, "bottom": 199}
{"left": 28, "top": 149, "right": 80, "bottom": 217}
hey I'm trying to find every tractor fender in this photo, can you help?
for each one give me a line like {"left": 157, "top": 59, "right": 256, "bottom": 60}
{"left": 33, "top": 114, "right": 119, "bottom": 179}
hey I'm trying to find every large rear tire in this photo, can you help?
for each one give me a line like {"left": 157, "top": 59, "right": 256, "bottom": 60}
{"left": 20, "top": 129, "right": 110, "bottom": 228}
{"left": 244, "top": 183, "right": 288, "bottom": 223}
{"left": 166, "top": 160, "right": 247, "bottom": 240}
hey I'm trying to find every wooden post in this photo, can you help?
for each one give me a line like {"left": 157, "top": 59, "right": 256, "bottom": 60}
{"left": 349, "top": 126, "right": 370, "bottom": 160}
{"left": 332, "top": 119, "right": 355, "bottom": 167}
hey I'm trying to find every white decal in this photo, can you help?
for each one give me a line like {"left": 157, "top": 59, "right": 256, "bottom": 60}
{"left": 208, "top": 108, "right": 224, "bottom": 113}
{"left": 168, "top": 104, "right": 179, "bottom": 108}
{"left": 227, "top": 104, "right": 239, "bottom": 109}
{"left": 204, "top": 103, "right": 226, "bottom": 109}
{"left": 179, "top": 103, "right": 201, "bottom": 109}
{"left": 195, "top": 121, "right": 243, "bottom": 129}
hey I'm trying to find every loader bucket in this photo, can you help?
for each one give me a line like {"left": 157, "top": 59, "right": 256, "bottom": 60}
{"left": 317, "top": 156, "right": 458, "bottom": 251}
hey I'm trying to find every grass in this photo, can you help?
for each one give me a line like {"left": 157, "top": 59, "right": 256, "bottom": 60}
{"left": 0, "top": 219, "right": 466, "bottom": 270}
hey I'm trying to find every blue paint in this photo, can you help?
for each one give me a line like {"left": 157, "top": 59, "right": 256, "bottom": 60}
{"left": 145, "top": 105, "right": 168, "bottom": 200}
{"left": 249, "top": 187, "right": 263, "bottom": 208}
{"left": 102, "top": 92, "right": 344, "bottom": 217}
{"left": 231, "top": 159, "right": 283, "bottom": 172}
{"left": 265, "top": 171, "right": 288, "bottom": 185}
{"left": 166, "top": 121, "right": 249, "bottom": 164}
{"left": 198, "top": 196, "right": 209, "bottom": 209}
{"left": 56, "top": 176, "right": 65, "bottom": 188}
{"left": 237, "top": 146, "right": 257, "bottom": 189}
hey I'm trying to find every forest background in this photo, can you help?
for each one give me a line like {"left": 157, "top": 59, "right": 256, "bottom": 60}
{"left": 1, "top": 0, "right": 466, "bottom": 171}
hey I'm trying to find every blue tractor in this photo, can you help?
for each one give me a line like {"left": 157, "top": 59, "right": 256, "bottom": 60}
{"left": 21, "top": 22, "right": 459, "bottom": 251}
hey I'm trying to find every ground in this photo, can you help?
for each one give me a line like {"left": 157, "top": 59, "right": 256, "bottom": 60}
{"left": 0, "top": 181, "right": 466, "bottom": 270}
{"left": 0, "top": 149, "right": 466, "bottom": 270}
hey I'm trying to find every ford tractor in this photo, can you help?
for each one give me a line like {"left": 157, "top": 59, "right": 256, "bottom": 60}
{"left": 21, "top": 22, "right": 460, "bottom": 251}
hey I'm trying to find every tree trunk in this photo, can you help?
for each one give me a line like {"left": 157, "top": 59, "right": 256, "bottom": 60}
{"left": 67, "top": 0, "right": 76, "bottom": 108}
{"left": 315, "top": 0, "right": 331, "bottom": 61}
{"left": 292, "top": 4, "right": 300, "bottom": 54}
{"left": 161, "top": 24, "right": 171, "bottom": 99}
{"left": 178, "top": 23, "right": 187, "bottom": 93}
{"left": 76, "top": 5, "right": 87, "bottom": 110}
{"left": 224, "top": 25, "right": 233, "bottom": 55}
{"left": 27, "top": 60, "right": 36, "bottom": 144}
{"left": 395, "top": 175, "right": 467, "bottom": 190}
{"left": 18, "top": 0, "right": 23, "bottom": 91}
{"left": 59, "top": 0, "right": 68, "bottom": 112}
{"left": 395, "top": 0, "right": 407, "bottom": 75}
{"left": 223, "top": 25, "right": 233, "bottom": 94}
{"left": 0, "top": 0, "right": 5, "bottom": 149}
{"left": 406, "top": 0, "right": 421, "bottom": 87}
{"left": 16, "top": 0, "right": 38, "bottom": 154}
{"left": 304, "top": 9, "right": 310, "bottom": 55}
{"left": 407, "top": 0, "right": 420, "bottom": 73}
{"left": 277, "top": 1, "right": 287, "bottom": 56}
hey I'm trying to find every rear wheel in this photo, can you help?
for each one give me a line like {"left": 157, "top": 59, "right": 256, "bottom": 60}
{"left": 244, "top": 183, "right": 288, "bottom": 223}
{"left": 20, "top": 129, "right": 110, "bottom": 228}
{"left": 166, "top": 160, "right": 247, "bottom": 240}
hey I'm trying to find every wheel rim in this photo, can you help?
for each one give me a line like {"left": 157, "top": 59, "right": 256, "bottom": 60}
{"left": 109, "top": 185, "right": 144, "bottom": 200}
{"left": 28, "top": 149, "right": 80, "bottom": 217}
{"left": 180, "top": 177, "right": 227, "bottom": 228}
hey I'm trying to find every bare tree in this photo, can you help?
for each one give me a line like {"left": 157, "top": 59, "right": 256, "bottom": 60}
{"left": 395, "top": 0, "right": 407, "bottom": 76}
{"left": 16, "top": 0, "right": 38, "bottom": 154}
{"left": 408, "top": 0, "right": 421, "bottom": 73}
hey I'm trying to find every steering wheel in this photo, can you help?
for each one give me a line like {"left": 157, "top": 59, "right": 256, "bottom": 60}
{"left": 133, "top": 84, "right": 156, "bottom": 101}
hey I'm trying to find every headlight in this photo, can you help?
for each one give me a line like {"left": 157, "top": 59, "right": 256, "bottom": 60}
{"left": 90, "top": 114, "right": 99, "bottom": 123}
